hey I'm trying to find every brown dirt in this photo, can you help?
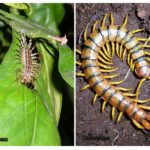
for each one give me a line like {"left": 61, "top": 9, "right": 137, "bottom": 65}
{"left": 76, "top": 3, "right": 150, "bottom": 146}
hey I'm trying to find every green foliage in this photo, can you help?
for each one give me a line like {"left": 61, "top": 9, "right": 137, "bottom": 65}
{"left": 0, "top": 3, "right": 73, "bottom": 145}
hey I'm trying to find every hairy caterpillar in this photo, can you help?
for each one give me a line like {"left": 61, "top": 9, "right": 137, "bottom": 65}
{"left": 17, "top": 32, "right": 40, "bottom": 89}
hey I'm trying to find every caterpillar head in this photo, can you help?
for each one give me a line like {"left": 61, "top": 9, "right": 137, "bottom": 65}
{"left": 135, "top": 65, "right": 150, "bottom": 78}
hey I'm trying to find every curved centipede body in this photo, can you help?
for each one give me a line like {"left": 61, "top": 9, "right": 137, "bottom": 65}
{"left": 76, "top": 13, "right": 150, "bottom": 130}
{"left": 18, "top": 32, "right": 40, "bottom": 88}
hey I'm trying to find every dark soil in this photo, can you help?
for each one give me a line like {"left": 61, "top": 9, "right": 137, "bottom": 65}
{"left": 76, "top": 3, "right": 150, "bottom": 146}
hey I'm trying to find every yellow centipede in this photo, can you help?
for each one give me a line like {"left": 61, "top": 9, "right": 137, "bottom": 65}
{"left": 76, "top": 13, "right": 150, "bottom": 130}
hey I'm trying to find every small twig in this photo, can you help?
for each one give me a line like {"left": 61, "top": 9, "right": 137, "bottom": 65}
{"left": 111, "top": 129, "right": 120, "bottom": 145}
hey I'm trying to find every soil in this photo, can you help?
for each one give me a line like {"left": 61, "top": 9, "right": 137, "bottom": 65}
{"left": 76, "top": 3, "right": 150, "bottom": 146}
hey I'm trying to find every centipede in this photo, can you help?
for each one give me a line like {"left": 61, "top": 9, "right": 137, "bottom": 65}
{"left": 17, "top": 32, "right": 40, "bottom": 89}
{"left": 76, "top": 13, "right": 150, "bottom": 130}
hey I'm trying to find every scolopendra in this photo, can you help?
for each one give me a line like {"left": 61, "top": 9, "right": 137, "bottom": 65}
{"left": 76, "top": 13, "right": 150, "bottom": 130}
{"left": 17, "top": 32, "right": 40, "bottom": 89}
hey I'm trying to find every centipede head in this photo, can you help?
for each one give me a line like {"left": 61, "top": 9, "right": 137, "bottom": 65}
{"left": 135, "top": 65, "right": 150, "bottom": 78}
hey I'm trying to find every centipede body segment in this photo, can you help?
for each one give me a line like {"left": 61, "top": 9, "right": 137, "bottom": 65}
{"left": 76, "top": 13, "right": 150, "bottom": 130}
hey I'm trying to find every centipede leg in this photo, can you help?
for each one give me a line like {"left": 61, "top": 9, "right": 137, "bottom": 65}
{"left": 129, "top": 58, "right": 134, "bottom": 71}
{"left": 100, "top": 67, "right": 119, "bottom": 73}
{"left": 145, "top": 51, "right": 150, "bottom": 56}
{"left": 138, "top": 105, "right": 150, "bottom": 110}
{"left": 110, "top": 13, "right": 114, "bottom": 25}
{"left": 101, "top": 13, "right": 108, "bottom": 27}
{"left": 103, "top": 74, "right": 119, "bottom": 79}
{"left": 111, "top": 42, "right": 115, "bottom": 57}
{"left": 92, "top": 94, "right": 99, "bottom": 105}
{"left": 76, "top": 49, "right": 81, "bottom": 54}
{"left": 135, "top": 98, "right": 150, "bottom": 104}
{"left": 146, "top": 57, "right": 150, "bottom": 62}
{"left": 102, "top": 101, "right": 107, "bottom": 112}
{"left": 131, "top": 29, "right": 144, "bottom": 34}
{"left": 123, "top": 93, "right": 140, "bottom": 97}
{"left": 98, "top": 62, "right": 115, "bottom": 69}
{"left": 98, "top": 50, "right": 113, "bottom": 64}
{"left": 119, "top": 44, "right": 123, "bottom": 60}
{"left": 122, "top": 15, "right": 128, "bottom": 27}
{"left": 76, "top": 72, "right": 85, "bottom": 77}
{"left": 92, "top": 21, "right": 100, "bottom": 32}
{"left": 122, "top": 48, "right": 127, "bottom": 61}
{"left": 112, "top": 107, "right": 116, "bottom": 121}
{"left": 127, "top": 53, "right": 131, "bottom": 66}
{"left": 102, "top": 46, "right": 112, "bottom": 60}
{"left": 116, "top": 42, "right": 120, "bottom": 58}
{"left": 83, "top": 26, "right": 88, "bottom": 41}
{"left": 106, "top": 43, "right": 112, "bottom": 57}
{"left": 141, "top": 45, "right": 150, "bottom": 48}
{"left": 76, "top": 61, "right": 82, "bottom": 66}
{"left": 116, "top": 112, "right": 123, "bottom": 122}
{"left": 80, "top": 84, "right": 90, "bottom": 91}
{"left": 109, "top": 78, "right": 126, "bottom": 85}
{"left": 132, "top": 119, "right": 144, "bottom": 129}
{"left": 135, "top": 78, "right": 146, "bottom": 102}
{"left": 116, "top": 87, "right": 132, "bottom": 92}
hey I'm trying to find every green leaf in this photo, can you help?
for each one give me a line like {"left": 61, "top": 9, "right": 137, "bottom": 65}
{"left": 28, "top": 4, "right": 65, "bottom": 34}
{"left": 0, "top": 30, "right": 60, "bottom": 145}
{"left": 36, "top": 42, "right": 63, "bottom": 125}
{"left": 4, "top": 3, "right": 30, "bottom": 10}
{"left": 58, "top": 44, "right": 74, "bottom": 88}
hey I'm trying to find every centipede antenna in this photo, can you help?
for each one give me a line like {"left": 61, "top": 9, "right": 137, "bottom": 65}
{"left": 92, "top": 94, "right": 99, "bottom": 105}
{"left": 110, "top": 13, "right": 114, "bottom": 26}
{"left": 93, "top": 21, "right": 100, "bottom": 32}
{"left": 101, "top": 14, "right": 108, "bottom": 27}
{"left": 122, "top": 15, "right": 128, "bottom": 27}
{"left": 80, "top": 84, "right": 90, "bottom": 91}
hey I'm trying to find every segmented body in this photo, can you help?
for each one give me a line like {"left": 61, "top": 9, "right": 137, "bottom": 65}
{"left": 19, "top": 33, "right": 40, "bottom": 88}
{"left": 78, "top": 13, "right": 150, "bottom": 130}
